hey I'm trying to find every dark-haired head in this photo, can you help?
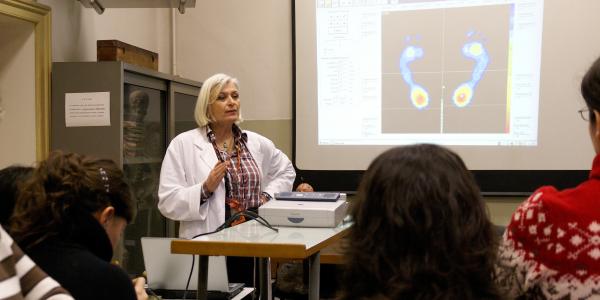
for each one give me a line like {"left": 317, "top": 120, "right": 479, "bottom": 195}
{"left": 338, "top": 144, "right": 501, "bottom": 300}
{"left": 9, "top": 151, "right": 135, "bottom": 251}
{"left": 581, "top": 56, "right": 600, "bottom": 154}
{"left": 582, "top": 56, "right": 600, "bottom": 123}
{"left": 0, "top": 165, "right": 33, "bottom": 227}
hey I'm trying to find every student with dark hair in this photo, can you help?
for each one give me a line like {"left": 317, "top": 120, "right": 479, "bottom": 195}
{"left": 496, "top": 56, "right": 600, "bottom": 299}
{"left": 0, "top": 165, "right": 33, "bottom": 226}
{"left": 9, "top": 151, "right": 147, "bottom": 300}
{"left": 337, "top": 144, "right": 502, "bottom": 300}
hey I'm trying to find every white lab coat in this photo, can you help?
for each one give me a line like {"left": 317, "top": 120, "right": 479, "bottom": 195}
{"left": 158, "top": 127, "right": 296, "bottom": 238}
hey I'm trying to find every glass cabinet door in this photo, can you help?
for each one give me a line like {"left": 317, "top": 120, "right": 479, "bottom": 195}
{"left": 173, "top": 91, "right": 198, "bottom": 136}
{"left": 122, "top": 83, "right": 167, "bottom": 275}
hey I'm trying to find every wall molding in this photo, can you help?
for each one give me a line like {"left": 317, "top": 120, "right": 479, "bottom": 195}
{"left": 0, "top": 0, "right": 51, "bottom": 161}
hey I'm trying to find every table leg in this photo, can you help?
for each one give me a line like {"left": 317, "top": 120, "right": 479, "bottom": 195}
{"left": 308, "top": 252, "right": 321, "bottom": 300}
{"left": 197, "top": 255, "right": 209, "bottom": 300}
{"left": 257, "top": 257, "right": 271, "bottom": 300}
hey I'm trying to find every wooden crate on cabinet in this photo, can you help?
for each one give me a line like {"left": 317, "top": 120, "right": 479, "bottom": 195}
{"left": 97, "top": 40, "right": 158, "bottom": 71}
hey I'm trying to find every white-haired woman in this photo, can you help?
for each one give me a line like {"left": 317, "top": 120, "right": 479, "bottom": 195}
{"left": 158, "top": 72, "right": 295, "bottom": 236}
{"left": 158, "top": 73, "right": 295, "bottom": 287}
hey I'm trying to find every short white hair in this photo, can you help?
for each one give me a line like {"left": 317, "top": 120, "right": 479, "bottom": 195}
{"left": 194, "top": 73, "right": 243, "bottom": 127}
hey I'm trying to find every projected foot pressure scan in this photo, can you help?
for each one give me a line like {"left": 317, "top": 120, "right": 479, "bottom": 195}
{"left": 452, "top": 33, "right": 489, "bottom": 108}
{"left": 399, "top": 33, "right": 490, "bottom": 110}
{"left": 399, "top": 38, "right": 430, "bottom": 110}
{"left": 313, "top": 0, "right": 543, "bottom": 148}
{"left": 382, "top": 4, "right": 511, "bottom": 134}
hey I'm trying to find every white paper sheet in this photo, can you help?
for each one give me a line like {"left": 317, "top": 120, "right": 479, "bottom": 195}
{"left": 65, "top": 92, "right": 110, "bottom": 127}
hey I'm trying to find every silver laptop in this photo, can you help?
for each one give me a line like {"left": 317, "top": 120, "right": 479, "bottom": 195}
{"left": 140, "top": 237, "right": 244, "bottom": 298}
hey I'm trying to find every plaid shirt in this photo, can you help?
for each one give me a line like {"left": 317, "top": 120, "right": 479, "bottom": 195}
{"left": 205, "top": 125, "right": 264, "bottom": 210}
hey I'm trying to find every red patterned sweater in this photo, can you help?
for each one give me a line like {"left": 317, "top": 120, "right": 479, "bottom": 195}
{"left": 496, "top": 154, "right": 600, "bottom": 300}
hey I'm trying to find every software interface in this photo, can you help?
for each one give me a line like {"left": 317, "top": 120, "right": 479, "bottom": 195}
{"left": 316, "top": 0, "right": 543, "bottom": 146}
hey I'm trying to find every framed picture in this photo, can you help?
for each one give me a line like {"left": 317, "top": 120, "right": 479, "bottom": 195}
{"left": 0, "top": 0, "right": 50, "bottom": 167}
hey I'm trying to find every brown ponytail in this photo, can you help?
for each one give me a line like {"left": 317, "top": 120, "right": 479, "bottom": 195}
{"left": 9, "top": 151, "right": 135, "bottom": 250}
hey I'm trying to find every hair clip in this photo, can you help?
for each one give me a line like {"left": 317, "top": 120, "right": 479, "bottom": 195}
{"left": 99, "top": 167, "right": 110, "bottom": 193}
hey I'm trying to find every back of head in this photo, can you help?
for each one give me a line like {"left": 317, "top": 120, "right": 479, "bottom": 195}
{"left": 9, "top": 151, "right": 135, "bottom": 250}
{"left": 0, "top": 165, "right": 33, "bottom": 226}
{"left": 582, "top": 56, "right": 600, "bottom": 123}
{"left": 338, "top": 144, "right": 500, "bottom": 300}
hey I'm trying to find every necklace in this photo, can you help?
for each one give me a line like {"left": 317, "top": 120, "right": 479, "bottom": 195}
{"left": 219, "top": 136, "right": 234, "bottom": 153}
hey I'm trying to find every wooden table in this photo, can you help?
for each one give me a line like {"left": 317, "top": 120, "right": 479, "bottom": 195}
{"left": 171, "top": 220, "right": 350, "bottom": 300}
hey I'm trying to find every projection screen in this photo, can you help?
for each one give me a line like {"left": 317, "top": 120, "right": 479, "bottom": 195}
{"left": 294, "top": 0, "right": 600, "bottom": 195}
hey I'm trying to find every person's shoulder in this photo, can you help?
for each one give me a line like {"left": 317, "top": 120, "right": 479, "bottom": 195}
{"left": 513, "top": 185, "right": 559, "bottom": 208}
{"left": 529, "top": 185, "right": 577, "bottom": 211}
{"left": 530, "top": 185, "right": 560, "bottom": 202}
{"left": 505, "top": 185, "right": 564, "bottom": 241}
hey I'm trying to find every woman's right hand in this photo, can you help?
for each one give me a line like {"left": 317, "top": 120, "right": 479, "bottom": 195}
{"left": 132, "top": 277, "right": 148, "bottom": 300}
{"left": 203, "top": 161, "right": 230, "bottom": 193}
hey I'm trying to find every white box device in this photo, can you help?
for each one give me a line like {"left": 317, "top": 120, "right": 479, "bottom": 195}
{"left": 258, "top": 195, "right": 348, "bottom": 227}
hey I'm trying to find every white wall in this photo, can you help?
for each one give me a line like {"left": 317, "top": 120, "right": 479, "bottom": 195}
{"left": 36, "top": 0, "right": 293, "bottom": 120}
{"left": 1, "top": 0, "right": 522, "bottom": 222}
{"left": 0, "top": 16, "right": 36, "bottom": 168}
{"left": 38, "top": 0, "right": 173, "bottom": 73}
{"left": 175, "top": 0, "right": 293, "bottom": 120}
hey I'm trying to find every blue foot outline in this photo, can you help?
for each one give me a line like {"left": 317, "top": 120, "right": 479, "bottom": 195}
{"left": 452, "top": 32, "right": 489, "bottom": 108}
{"left": 399, "top": 36, "right": 430, "bottom": 110}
